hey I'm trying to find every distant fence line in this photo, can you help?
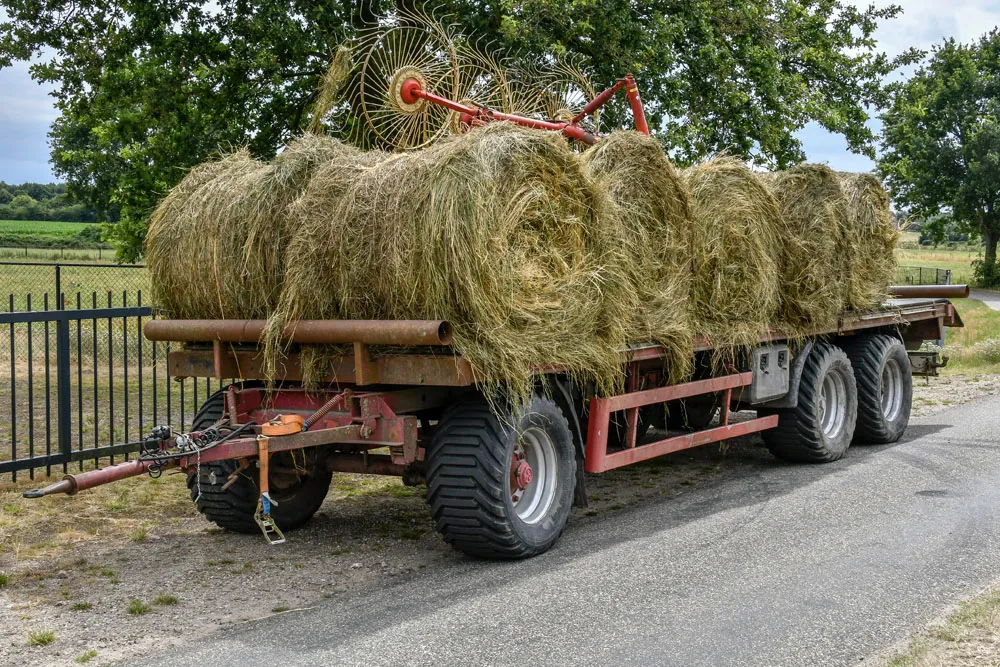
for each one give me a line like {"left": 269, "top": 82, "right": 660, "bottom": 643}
{"left": 896, "top": 265, "right": 952, "bottom": 287}
{"left": 0, "top": 246, "right": 113, "bottom": 260}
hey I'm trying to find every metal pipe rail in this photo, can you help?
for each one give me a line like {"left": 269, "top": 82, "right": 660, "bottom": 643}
{"left": 887, "top": 284, "right": 969, "bottom": 299}
{"left": 144, "top": 319, "right": 453, "bottom": 347}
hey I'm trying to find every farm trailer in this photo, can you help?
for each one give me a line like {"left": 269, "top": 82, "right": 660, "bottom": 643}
{"left": 24, "top": 285, "right": 966, "bottom": 559}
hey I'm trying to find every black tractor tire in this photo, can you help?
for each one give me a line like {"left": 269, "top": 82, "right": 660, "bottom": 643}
{"left": 426, "top": 393, "right": 576, "bottom": 559}
{"left": 843, "top": 335, "right": 912, "bottom": 444}
{"left": 186, "top": 387, "right": 332, "bottom": 534}
{"left": 761, "top": 343, "right": 858, "bottom": 463}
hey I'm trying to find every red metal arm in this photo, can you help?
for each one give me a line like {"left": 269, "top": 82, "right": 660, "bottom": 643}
{"left": 401, "top": 79, "right": 596, "bottom": 145}
{"left": 624, "top": 75, "right": 650, "bottom": 135}
{"left": 571, "top": 75, "right": 650, "bottom": 136}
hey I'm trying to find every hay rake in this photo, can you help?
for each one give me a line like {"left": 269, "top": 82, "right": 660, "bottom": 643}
{"left": 352, "top": 7, "right": 648, "bottom": 150}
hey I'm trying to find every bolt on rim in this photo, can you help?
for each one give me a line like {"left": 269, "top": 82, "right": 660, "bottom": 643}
{"left": 510, "top": 426, "right": 558, "bottom": 524}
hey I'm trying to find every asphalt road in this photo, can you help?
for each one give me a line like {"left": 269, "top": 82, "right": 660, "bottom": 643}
{"left": 971, "top": 288, "right": 1000, "bottom": 311}
{"left": 131, "top": 396, "right": 1000, "bottom": 667}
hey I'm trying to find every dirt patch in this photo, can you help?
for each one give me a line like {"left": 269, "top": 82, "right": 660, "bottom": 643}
{"left": 911, "top": 373, "right": 1000, "bottom": 417}
{"left": 1, "top": 373, "right": 996, "bottom": 667}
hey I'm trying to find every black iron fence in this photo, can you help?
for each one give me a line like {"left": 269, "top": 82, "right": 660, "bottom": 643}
{"left": 0, "top": 265, "right": 229, "bottom": 479}
{"left": 897, "top": 265, "right": 953, "bottom": 286}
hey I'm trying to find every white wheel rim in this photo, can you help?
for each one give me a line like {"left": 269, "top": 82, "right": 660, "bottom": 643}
{"left": 511, "top": 426, "right": 558, "bottom": 525}
{"left": 881, "top": 358, "right": 904, "bottom": 423}
{"left": 818, "top": 370, "right": 847, "bottom": 439}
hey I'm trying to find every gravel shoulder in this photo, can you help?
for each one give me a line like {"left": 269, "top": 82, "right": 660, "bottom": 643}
{"left": 0, "top": 373, "right": 997, "bottom": 667}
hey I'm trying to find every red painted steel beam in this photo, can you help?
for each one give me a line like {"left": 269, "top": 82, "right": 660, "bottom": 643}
{"left": 587, "top": 416, "right": 779, "bottom": 473}
{"left": 598, "top": 373, "right": 752, "bottom": 413}
{"left": 144, "top": 319, "right": 453, "bottom": 346}
{"left": 573, "top": 79, "right": 627, "bottom": 124}
{"left": 888, "top": 284, "right": 969, "bottom": 299}
{"left": 585, "top": 373, "right": 755, "bottom": 474}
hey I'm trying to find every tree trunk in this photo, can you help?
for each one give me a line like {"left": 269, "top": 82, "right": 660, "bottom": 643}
{"left": 980, "top": 215, "right": 1000, "bottom": 286}
{"left": 983, "top": 223, "right": 998, "bottom": 268}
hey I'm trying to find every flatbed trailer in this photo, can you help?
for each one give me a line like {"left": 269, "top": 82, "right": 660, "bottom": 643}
{"left": 24, "top": 287, "right": 965, "bottom": 559}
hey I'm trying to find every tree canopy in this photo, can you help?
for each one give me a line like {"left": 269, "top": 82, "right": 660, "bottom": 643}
{"left": 879, "top": 30, "right": 1000, "bottom": 284}
{"left": 1, "top": 0, "right": 917, "bottom": 261}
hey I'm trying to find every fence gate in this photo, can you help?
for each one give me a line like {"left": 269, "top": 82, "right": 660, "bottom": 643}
{"left": 0, "top": 287, "right": 228, "bottom": 480}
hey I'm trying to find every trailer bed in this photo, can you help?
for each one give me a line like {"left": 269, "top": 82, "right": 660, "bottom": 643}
{"left": 163, "top": 298, "right": 960, "bottom": 386}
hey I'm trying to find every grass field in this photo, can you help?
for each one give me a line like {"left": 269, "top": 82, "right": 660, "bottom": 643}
{"left": 0, "top": 219, "right": 108, "bottom": 251}
{"left": 0, "top": 220, "right": 99, "bottom": 235}
{"left": 895, "top": 246, "right": 983, "bottom": 285}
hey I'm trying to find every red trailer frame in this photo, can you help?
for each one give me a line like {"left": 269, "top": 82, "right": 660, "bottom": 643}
{"left": 24, "top": 292, "right": 962, "bottom": 504}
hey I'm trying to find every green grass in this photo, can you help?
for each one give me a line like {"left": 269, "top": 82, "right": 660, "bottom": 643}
{"left": 70, "top": 602, "right": 93, "bottom": 611}
{"left": 881, "top": 586, "right": 1000, "bottom": 665}
{"left": 895, "top": 245, "right": 983, "bottom": 285}
{"left": 26, "top": 629, "right": 56, "bottom": 646}
{"left": 0, "top": 220, "right": 99, "bottom": 236}
{"left": 127, "top": 599, "right": 152, "bottom": 615}
{"left": 0, "top": 220, "right": 108, "bottom": 251}
{"left": 153, "top": 594, "right": 179, "bottom": 606}
{"left": 75, "top": 649, "right": 98, "bottom": 664}
{"left": 942, "top": 298, "right": 1000, "bottom": 374}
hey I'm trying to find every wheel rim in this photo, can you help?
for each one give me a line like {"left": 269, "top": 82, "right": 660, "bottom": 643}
{"left": 881, "top": 358, "right": 904, "bottom": 423}
{"left": 818, "top": 370, "right": 847, "bottom": 439}
{"left": 510, "top": 426, "right": 558, "bottom": 525}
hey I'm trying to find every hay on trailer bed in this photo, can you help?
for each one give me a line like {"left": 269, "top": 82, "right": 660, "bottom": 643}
{"left": 839, "top": 172, "right": 898, "bottom": 310}
{"left": 270, "top": 122, "right": 635, "bottom": 401}
{"left": 581, "top": 130, "right": 693, "bottom": 381}
{"left": 681, "top": 157, "right": 783, "bottom": 348}
{"left": 145, "top": 134, "right": 361, "bottom": 320}
{"left": 763, "top": 164, "right": 850, "bottom": 331}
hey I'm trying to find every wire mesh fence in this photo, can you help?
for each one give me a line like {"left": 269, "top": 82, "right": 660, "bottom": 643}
{"left": 896, "top": 265, "right": 953, "bottom": 286}
{"left": 0, "top": 261, "right": 151, "bottom": 312}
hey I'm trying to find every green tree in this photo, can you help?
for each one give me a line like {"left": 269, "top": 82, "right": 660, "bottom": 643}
{"left": 879, "top": 30, "right": 1000, "bottom": 285}
{"left": 2, "top": 1, "right": 917, "bottom": 261}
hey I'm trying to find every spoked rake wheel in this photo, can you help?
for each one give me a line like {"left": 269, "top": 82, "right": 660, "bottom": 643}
{"left": 358, "top": 10, "right": 462, "bottom": 150}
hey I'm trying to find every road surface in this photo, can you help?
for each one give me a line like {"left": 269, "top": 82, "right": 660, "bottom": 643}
{"left": 129, "top": 396, "right": 1000, "bottom": 667}
{"left": 971, "top": 288, "right": 1000, "bottom": 311}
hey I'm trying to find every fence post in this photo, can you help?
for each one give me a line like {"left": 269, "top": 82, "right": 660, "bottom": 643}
{"left": 55, "top": 264, "right": 62, "bottom": 311}
{"left": 56, "top": 314, "right": 72, "bottom": 462}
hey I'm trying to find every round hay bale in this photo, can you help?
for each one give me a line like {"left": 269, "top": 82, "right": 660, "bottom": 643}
{"left": 764, "top": 163, "right": 850, "bottom": 330}
{"left": 146, "top": 134, "right": 362, "bottom": 319}
{"left": 681, "top": 157, "right": 783, "bottom": 347}
{"left": 580, "top": 130, "right": 693, "bottom": 380}
{"left": 271, "top": 122, "right": 634, "bottom": 400}
{"left": 839, "top": 172, "right": 898, "bottom": 310}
